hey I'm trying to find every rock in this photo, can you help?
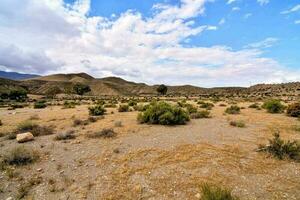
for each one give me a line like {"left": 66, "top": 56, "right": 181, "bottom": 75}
{"left": 37, "top": 168, "right": 43, "bottom": 172}
{"left": 195, "top": 193, "right": 201, "bottom": 199}
{"left": 6, "top": 197, "right": 13, "bottom": 200}
{"left": 16, "top": 132, "right": 34, "bottom": 143}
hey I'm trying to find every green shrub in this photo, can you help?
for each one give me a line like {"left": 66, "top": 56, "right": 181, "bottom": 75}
{"left": 200, "top": 183, "right": 239, "bottom": 200}
{"left": 73, "top": 83, "right": 91, "bottom": 95}
{"left": 190, "top": 110, "right": 211, "bottom": 119}
{"left": 118, "top": 104, "right": 130, "bottom": 112}
{"left": 185, "top": 104, "right": 198, "bottom": 114}
{"left": 89, "top": 105, "right": 106, "bottom": 116}
{"left": 8, "top": 89, "right": 27, "bottom": 102}
{"left": 34, "top": 101, "right": 47, "bottom": 109}
{"left": 225, "top": 106, "right": 240, "bottom": 114}
{"left": 286, "top": 102, "right": 300, "bottom": 117}
{"left": 133, "top": 104, "right": 148, "bottom": 111}
{"left": 104, "top": 103, "right": 117, "bottom": 108}
{"left": 229, "top": 120, "right": 245, "bottom": 128}
{"left": 137, "top": 101, "right": 189, "bottom": 125}
{"left": 2, "top": 146, "right": 39, "bottom": 166}
{"left": 199, "top": 102, "right": 214, "bottom": 110}
{"left": 262, "top": 99, "right": 285, "bottom": 113}
{"left": 63, "top": 101, "right": 76, "bottom": 109}
{"left": 258, "top": 132, "right": 300, "bottom": 161}
{"left": 128, "top": 100, "right": 137, "bottom": 107}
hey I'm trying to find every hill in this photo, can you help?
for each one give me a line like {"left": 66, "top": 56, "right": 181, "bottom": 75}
{"left": 0, "top": 70, "right": 39, "bottom": 80}
{"left": 0, "top": 72, "right": 299, "bottom": 98}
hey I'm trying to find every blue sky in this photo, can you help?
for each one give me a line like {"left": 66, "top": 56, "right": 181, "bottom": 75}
{"left": 0, "top": 0, "right": 299, "bottom": 86}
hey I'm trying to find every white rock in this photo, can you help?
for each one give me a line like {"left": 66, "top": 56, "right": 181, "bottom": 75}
{"left": 16, "top": 132, "right": 34, "bottom": 143}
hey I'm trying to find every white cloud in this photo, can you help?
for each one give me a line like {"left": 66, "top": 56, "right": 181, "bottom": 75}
{"left": 244, "top": 13, "right": 252, "bottom": 19}
{"left": 257, "top": 0, "right": 269, "bottom": 6}
{"left": 295, "top": 20, "right": 300, "bottom": 24}
{"left": 227, "top": 0, "right": 236, "bottom": 5}
{"left": 0, "top": 0, "right": 298, "bottom": 87}
{"left": 244, "top": 37, "right": 279, "bottom": 49}
{"left": 232, "top": 7, "right": 240, "bottom": 11}
{"left": 219, "top": 18, "right": 226, "bottom": 25}
{"left": 281, "top": 4, "right": 300, "bottom": 14}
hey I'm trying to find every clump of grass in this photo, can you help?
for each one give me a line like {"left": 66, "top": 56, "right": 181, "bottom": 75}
{"left": 258, "top": 132, "right": 300, "bottom": 161}
{"left": 248, "top": 103, "right": 259, "bottom": 109}
{"left": 118, "top": 104, "right": 130, "bottom": 112}
{"left": 219, "top": 103, "right": 227, "bottom": 107}
{"left": 28, "top": 114, "right": 40, "bottom": 120}
{"left": 104, "top": 103, "right": 117, "bottom": 108}
{"left": 185, "top": 104, "right": 198, "bottom": 114}
{"left": 88, "top": 116, "right": 100, "bottom": 123}
{"left": 89, "top": 105, "right": 106, "bottom": 116}
{"left": 63, "top": 101, "right": 76, "bottom": 109}
{"left": 190, "top": 110, "right": 211, "bottom": 119}
{"left": 17, "top": 176, "right": 42, "bottom": 199}
{"left": 128, "top": 100, "right": 137, "bottom": 107}
{"left": 54, "top": 130, "right": 76, "bottom": 140}
{"left": 34, "top": 100, "right": 47, "bottom": 109}
{"left": 225, "top": 105, "right": 240, "bottom": 114}
{"left": 200, "top": 183, "right": 239, "bottom": 200}
{"left": 133, "top": 104, "right": 149, "bottom": 111}
{"left": 262, "top": 99, "right": 285, "bottom": 113}
{"left": 17, "top": 121, "right": 54, "bottom": 137}
{"left": 229, "top": 120, "right": 245, "bottom": 128}
{"left": 199, "top": 102, "right": 214, "bottom": 110}
{"left": 2, "top": 146, "right": 39, "bottom": 166}
{"left": 137, "top": 101, "right": 190, "bottom": 125}
{"left": 114, "top": 121, "right": 122, "bottom": 127}
{"left": 87, "top": 128, "right": 116, "bottom": 138}
{"left": 73, "top": 119, "right": 89, "bottom": 127}
{"left": 286, "top": 102, "right": 300, "bottom": 118}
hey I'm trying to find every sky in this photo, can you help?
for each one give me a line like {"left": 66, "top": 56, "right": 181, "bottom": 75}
{"left": 0, "top": 0, "right": 299, "bottom": 87}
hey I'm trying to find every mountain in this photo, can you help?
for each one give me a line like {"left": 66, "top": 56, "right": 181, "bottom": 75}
{"left": 0, "top": 71, "right": 40, "bottom": 80}
{"left": 0, "top": 72, "right": 299, "bottom": 98}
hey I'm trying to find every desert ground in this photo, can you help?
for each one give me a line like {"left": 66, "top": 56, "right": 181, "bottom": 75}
{"left": 0, "top": 99, "right": 299, "bottom": 200}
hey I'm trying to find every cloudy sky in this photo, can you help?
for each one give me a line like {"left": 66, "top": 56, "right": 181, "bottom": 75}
{"left": 0, "top": 0, "right": 299, "bottom": 87}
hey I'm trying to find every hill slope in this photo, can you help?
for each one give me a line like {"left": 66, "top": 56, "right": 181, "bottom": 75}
{"left": 0, "top": 71, "right": 39, "bottom": 80}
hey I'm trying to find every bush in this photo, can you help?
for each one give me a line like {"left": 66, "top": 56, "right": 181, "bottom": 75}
{"left": 133, "top": 104, "right": 148, "bottom": 111}
{"left": 63, "top": 101, "right": 76, "bottom": 109}
{"left": 229, "top": 120, "right": 245, "bottom": 128}
{"left": 200, "top": 183, "right": 239, "bottom": 200}
{"left": 89, "top": 105, "right": 106, "bottom": 116}
{"left": 34, "top": 101, "right": 47, "bottom": 109}
{"left": 262, "top": 99, "right": 285, "bottom": 113}
{"left": 137, "top": 101, "right": 190, "bottom": 125}
{"left": 118, "top": 104, "right": 130, "bottom": 112}
{"left": 225, "top": 106, "right": 240, "bottom": 114}
{"left": 157, "top": 84, "right": 168, "bottom": 95}
{"left": 185, "top": 104, "right": 198, "bottom": 114}
{"left": 258, "top": 132, "right": 300, "bottom": 161}
{"left": 199, "top": 102, "right": 214, "bottom": 110}
{"left": 190, "top": 110, "right": 211, "bottom": 119}
{"left": 104, "top": 103, "right": 117, "bottom": 108}
{"left": 88, "top": 116, "right": 100, "bottom": 123}
{"left": 73, "top": 119, "right": 89, "bottom": 126}
{"left": 248, "top": 103, "right": 260, "bottom": 109}
{"left": 54, "top": 130, "right": 76, "bottom": 140}
{"left": 73, "top": 83, "right": 91, "bottom": 95}
{"left": 128, "top": 100, "right": 137, "bottom": 107}
{"left": 17, "top": 121, "right": 54, "bottom": 137}
{"left": 2, "top": 146, "right": 39, "bottom": 166}
{"left": 8, "top": 89, "right": 27, "bottom": 102}
{"left": 87, "top": 128, "right": 116, "bottom": 138}
{"left": 286, "top": 102, "right": 300, "bottom": 117}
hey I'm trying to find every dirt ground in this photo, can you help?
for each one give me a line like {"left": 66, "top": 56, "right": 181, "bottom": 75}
{"left": 0, "top": 102, "right": 299, "bottom": 200}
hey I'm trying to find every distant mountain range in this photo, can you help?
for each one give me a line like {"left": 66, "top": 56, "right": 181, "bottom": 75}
{"left": 0, "top": 71, "right": 299, "bottom": 98}
{"left": 0, "top": 70, "right": 40, "bottom": 80}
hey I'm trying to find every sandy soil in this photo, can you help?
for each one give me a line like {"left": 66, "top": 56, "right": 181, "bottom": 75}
{"left": 0, "top": 102, "right": 299, "bottom": 200}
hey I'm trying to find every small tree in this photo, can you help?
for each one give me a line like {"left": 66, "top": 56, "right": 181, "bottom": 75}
{"left": 73, "top": 83, "right": 91, "bottom": 95}
{"left": 157, "top": 84, "right": 168, "bottom": 95}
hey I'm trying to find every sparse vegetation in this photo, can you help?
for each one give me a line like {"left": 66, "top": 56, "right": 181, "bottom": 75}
{"left": 17, "top": 121, "right": 54, "bottom": 136}
{"left": 128, "top": 100, "right": 137, "bottom": 106}
{"left": 199, "top": 102, "right": 214, "bottom": 110}
{"left": 262, "top": 99, "right": 285, "bottom": 113}
{"left": 63, "top": 100, "right": 76, "bottom": 109}
{"left": 200, "top": 183, "right": 239, "bottom": 200}
{"left": 55, "top": 130, "right": 76, "bottom": 140}
{"left": 225, "top": 105, "right": 241, "bottom": 114}
{"left": 286, "top": 102, "right": 300, "bottom": 117}
{"left": 230, "top": 120, "right": 245, "bottom": 128}
{"left": 89, "top": 105, "right": 106, "bottom": 116}
{"left": 248, "top": 103, "right": 260, "bottom": 109}
{"left": 118, "top": 104, "right": 130, "bottom": 112}
{"left": 258, "top": 132, "right": 300, "bottom": 161}
{"left": 87, "top": 128, "right": 116, "bottom": 138}
{"left": 2, "top": 146, "right": 39, "bottom": 166}
{"left": 137, "top": 101, "right": 190, "bottom": 125}
{"left": 34, "top": 100, "right": 47, "bottom": 109}
{"left": 190, "top": 110, "right": 211, "bottom": 119}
